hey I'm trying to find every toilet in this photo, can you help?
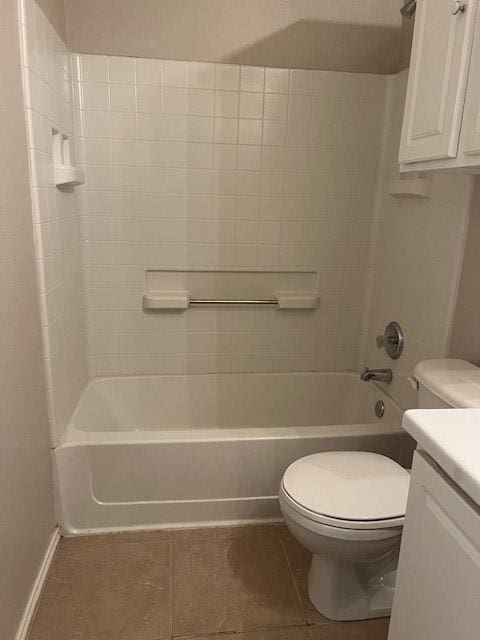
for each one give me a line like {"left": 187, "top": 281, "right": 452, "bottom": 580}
{"left": 279, "top": 358, "right": 480, "bottom": 622}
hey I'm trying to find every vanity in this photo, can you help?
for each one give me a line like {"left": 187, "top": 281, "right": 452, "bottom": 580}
{"left": 388, "top": 409, "right": 480, "bottom": 640}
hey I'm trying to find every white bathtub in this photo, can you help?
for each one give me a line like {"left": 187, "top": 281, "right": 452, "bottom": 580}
{"left": 53, "top": 372, "right": 412, "bottom": 534}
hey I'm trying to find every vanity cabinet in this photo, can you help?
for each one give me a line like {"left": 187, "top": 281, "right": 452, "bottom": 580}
{"left": 388, "top": 450, "right": 480, "bottom": 640}
{"left": 399, "top": 0, "right": 480, "bottom": 172}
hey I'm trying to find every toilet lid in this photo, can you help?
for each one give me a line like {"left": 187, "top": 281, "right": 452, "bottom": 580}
{"left": 282, "top": 452, "right": 410, "bottom": 522}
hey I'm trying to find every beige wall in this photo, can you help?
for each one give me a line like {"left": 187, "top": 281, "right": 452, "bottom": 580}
{"left": 35, "top": 0, "right": 66, "bottom": 41}
{"left": 398, "top": 15, "right": 415, "bottom": 70}
{"left": 361, "top": 71, "right": 473, "bottom": 409}
{"left": 64, "top": 0, "right": 405, "bottom": 73}
{"left": 450, "top": 178, "right": 480, "bottom": 363}
{"left": 0, "top": 1, "right": 56, "bottom": 637}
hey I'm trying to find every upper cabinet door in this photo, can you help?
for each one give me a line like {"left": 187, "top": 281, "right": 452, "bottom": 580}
{"left": 460, "top": 8, "right": 480, "bottom": 155}
{"left": 399, "top": 0, "right": 478, "bottom": 164}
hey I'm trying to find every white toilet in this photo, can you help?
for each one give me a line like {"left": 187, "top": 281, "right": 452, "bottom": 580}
{"left": 279, "top": 358, "right": 480, "bottom": 622}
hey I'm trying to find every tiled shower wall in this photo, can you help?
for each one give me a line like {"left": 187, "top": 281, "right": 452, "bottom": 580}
{"left": 19, "top": 0, "right": 88, "bottom": 445}
{"left": 74, "top": 54, "right": 387, "bottom": 376}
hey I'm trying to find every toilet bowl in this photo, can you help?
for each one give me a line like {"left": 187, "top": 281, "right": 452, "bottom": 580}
{"left": 279, "top": 451, "right": 410, "bottom": 622}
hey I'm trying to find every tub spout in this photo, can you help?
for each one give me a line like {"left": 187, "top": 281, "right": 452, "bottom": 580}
{"left": 360, "top": 367, "right": 393, "bottom": 383}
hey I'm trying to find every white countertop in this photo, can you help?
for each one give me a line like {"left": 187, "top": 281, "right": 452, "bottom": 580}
{"left": 402, "top": 408, "right": 480, "bottom": 507}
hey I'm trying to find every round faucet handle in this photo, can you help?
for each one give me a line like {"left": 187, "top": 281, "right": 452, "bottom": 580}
{"left": 376, "top": 322, "right": 404, "bottom": 360}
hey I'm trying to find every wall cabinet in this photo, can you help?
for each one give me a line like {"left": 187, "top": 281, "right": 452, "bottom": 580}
{"left": 388, "top": 450, "right": 480, "bottom": 640}
{"left": 399, "top": 0, "right": 480, "bottom": 172}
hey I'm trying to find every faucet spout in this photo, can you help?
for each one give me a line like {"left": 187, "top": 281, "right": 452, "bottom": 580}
{"left": 360, "top": 367, "right": 393, "bottom": 383}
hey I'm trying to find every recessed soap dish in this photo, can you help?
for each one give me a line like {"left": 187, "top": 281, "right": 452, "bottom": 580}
{"left": 52, "top": 129, "right": 85, "bottom": 188}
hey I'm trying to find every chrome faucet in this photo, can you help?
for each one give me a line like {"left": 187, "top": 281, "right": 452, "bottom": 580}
{"left": 360, "top": 367, "right": 393, "bottom": 383}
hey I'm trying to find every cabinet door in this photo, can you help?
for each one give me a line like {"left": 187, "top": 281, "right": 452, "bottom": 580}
{"left": 460, "top": 7, "right": 480, "bottom": 154}
{"left": 388, "top": 451, "right": 480, "bottom": 640}
{"left": 399, "top": 0, "right": 478, "bottom": 164}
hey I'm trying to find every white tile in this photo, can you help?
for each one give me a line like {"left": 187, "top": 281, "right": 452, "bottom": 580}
{"left": 137, "top": 85, "right": 163, "bottom": 112}
{"left": 80, "top": 138, "right": 112, "bottom": 165}
{"left": 215, "top": 91, "right": 239, "bottom": 118}
{"left": 84, "top": 109, "right": 111, "bottom": 138}
{"left": 82, "top": 82, "right": 110, "bottom": 110}
{"left": 265, "top": 68, "right": 289, "bottom": 94}
{"left": 188, "top": 89, "right": 214, "bottom": 116}
{"left": 188, "top": 116, "right": 214, "bottom": 142}
{"left": 262, "top": 120, "right": 286, "bottom": 146}
{"left": 286, "top": 120, "right": 310, "bottom": 147}
{"left": 236, "top": 195, "right": 259, "bottom": 219}
{"left": 211, "top": 170, "right": 234, "bottom": 196}
{"left": 112, "top": 139, "right": 137, "bottom": 165}
{"left": 111, "top": 112, "right": 136, "bottom": 139}
{"left": 337, "top": 72, "right": 363, "bottom": 98}
{"left": 264, "top": 94, "right": 288, "bottom": 120}
{"left": 110, "top": 84, "right": 136, "bottom": 111}
{"left": 313, "top": 70, "right": 338, "bottom": 97}
{"left": 235, "top": 220, "right": 258, "bottom": 243}
{"left": 81, "top": 54, "right": 108, "bottom": 82}
{"left": 163, "top": 87, "right": 188, "bottom": 114}
{"left": 289, "top": 69, "right": 313, "bottom": 95}
{"left": 215, "top": 64, "right": 240, "bottom": 90}
{"left": 239, "top": 92, "right": 264, "bottom": 119}
{"left": 215, "top": 118, "right": 238, "bottom": 143}
{"left": 238, "top": 119, "right": 262, "bottom": 145}
{"left": 186, "top": 143, "right": 214, "bottom": 169}
{"left": 240, "top": 66, "right": 265, "bottom": 92}
{"left": 258, "top": 220, "right": 281, "bottom": 243}
{"left": 188, "top": 62, "right": 215, "bottom": 89}
{"left": 137, "top": 113, "right": 163, "bottom": 140}
{"left": 237, "top": 146, "right": 261, "bottom": 171}
{"left": 164, "top": 60, "right": 188, "bottom": 87}
{"left": 285, "top": 147, "right": 308, "bottom": 172}
{"left": 288, "top": 94, "right": 312, "bottom": 121}
{"left": 259, "top": 196, "right": 282, "bottom": 220}
{"left": 136, "top": 58, "right": 163, "bottom": 85}
{"left": 162, "top": 114, "right": 188, "bottom": 141}
{"left": 109, "top": 56, "right": 136, "bottom": 83}
{"left": 234, "top": 244, "right": 257, "bottom": 266}
{"left": 236, "top": 171, "right": 260, "bottom": 196}
{"left": 261, "top": 146, "right": 285, "bottom": 171}
{"left": 214, "top": 144, "right": 237, "bottom": 170}
{"left": 261, "top": 172, "right": 284, "bottom": 197}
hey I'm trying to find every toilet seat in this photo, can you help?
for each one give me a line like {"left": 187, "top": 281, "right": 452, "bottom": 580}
{"left": 281, "top": 451, "right": 410, "bottom": 531}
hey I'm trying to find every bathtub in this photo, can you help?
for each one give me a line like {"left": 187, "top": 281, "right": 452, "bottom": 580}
{"left": 53, "top": 372, "right": 412, "bottom": 534}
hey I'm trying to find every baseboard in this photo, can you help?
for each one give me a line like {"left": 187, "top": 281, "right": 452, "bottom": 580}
{"left": 15, "top": 527, "right": 60, "bottom": 640}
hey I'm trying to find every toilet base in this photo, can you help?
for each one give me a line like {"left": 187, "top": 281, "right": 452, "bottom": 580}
{"left": 307, "top": 551, "right": 398, "bottom": 621}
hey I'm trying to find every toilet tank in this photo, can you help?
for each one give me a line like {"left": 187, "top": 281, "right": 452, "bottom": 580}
{"left": 414, "top": 359, "right": 480, "bottom": 409}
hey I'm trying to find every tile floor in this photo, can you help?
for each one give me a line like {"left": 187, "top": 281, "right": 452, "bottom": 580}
{"left": 28, "top": 524, "right": 390, "bottom": 640}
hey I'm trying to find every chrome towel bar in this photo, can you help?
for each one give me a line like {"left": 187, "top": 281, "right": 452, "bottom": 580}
{"left": 142, "top": 293, "right": 319, "bottom": 310}
{"left": 189, "top": 298, "right": 278, "bottom": 306}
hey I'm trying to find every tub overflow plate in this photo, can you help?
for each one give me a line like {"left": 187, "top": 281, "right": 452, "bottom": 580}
{"left": 375, "top": 400, "right": 385, "bottom": 418}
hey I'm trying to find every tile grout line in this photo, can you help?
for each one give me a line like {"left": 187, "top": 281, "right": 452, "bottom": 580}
{"left": 276, "top": 526, "right": 309, "bottom": 627}
{"left": 170, "top": 622, "right": 316, "bottom": 640}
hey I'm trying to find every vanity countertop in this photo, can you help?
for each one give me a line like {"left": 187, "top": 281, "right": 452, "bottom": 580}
{"left": 402, "top": 408, "right": 480, "bottom": 507}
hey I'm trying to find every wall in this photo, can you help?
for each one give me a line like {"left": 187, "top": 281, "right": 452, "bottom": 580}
{"left": 19, "top": 0, "right": 88, "bottom": 445}
{"left": 35, "top": 0, "right": 66, "bottom": 42}
{"left": 361, "top": 71, "right": 473, "bottom": 409}
{"left": 74, "top": 54, "right": 387, "bottom": 377}
{"left": 0, "top": 0, "right": 56, "bottom": 637}
{"left": 64, "top": 0, "right": 404, "bottom": 73}
{"left": 449, "top": 178, "right": 480, "bottom": 363}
